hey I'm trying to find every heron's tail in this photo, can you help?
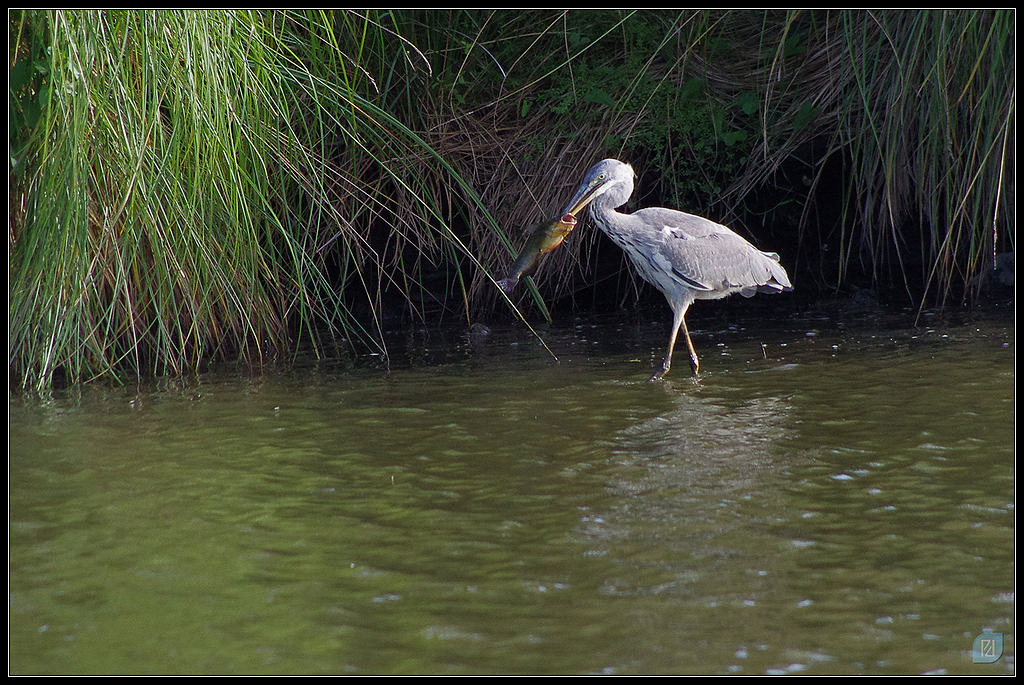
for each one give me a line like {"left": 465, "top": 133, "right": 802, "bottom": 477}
{"left": 758, "top": 251, "right": 793, "bottom": 293}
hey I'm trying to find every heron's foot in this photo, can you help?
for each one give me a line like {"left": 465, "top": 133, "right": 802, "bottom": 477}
{"left": 688, "top": 354, "right": 700, "bottom": 375}
{"left": 647, "top": 361, "right": 671, "bottom": 382}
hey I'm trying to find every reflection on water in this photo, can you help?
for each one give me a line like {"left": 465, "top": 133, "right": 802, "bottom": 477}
{"left": 8, "top": 312, "right": 1015, "bottom": 675}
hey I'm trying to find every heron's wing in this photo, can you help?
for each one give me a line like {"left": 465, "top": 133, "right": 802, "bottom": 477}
{"left": 633, "top": 208, "right": 792, "bottom": 296}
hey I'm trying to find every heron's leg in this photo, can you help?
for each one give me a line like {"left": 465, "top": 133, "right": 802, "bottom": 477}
{"left": 649, "top": 302, "right": 692, "bottom": 381}
{"left": 680, "top": 316, "right": 700, "bottom": 374}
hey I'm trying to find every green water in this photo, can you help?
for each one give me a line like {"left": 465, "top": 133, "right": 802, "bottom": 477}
{"left": 8, "top": 310, "right": 1015, "bottom": 675}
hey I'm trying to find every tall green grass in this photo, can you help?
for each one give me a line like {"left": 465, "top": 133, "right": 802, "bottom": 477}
{"left": 658, "top": 10, "right": 1014, "bottom": 303}
{"left": 764, "top": 10, "right": 1015, "bottom": 304}
{"left": 10, "top": 11, "right": 315, "bottom": 389}
{"left": 8, "top": 10, "right": 513, "bottom": 391}
{"left": 427, "top": 10, "right": 1013, "bottom": 308}
{"left": 393, "top": 10, "right": 1013, "bottom": 313}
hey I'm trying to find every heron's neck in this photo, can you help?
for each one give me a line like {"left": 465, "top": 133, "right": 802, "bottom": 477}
{"left": 590, "top": 189, "right": 632, "bottom": 241}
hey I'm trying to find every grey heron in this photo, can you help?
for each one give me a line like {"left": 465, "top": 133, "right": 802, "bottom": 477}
{"left": 562, "top": 158, "right": 792, "bottom": 380}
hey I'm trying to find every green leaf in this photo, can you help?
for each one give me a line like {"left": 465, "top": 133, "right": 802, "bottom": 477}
{"left": 734, "top": 91, "right": 760, "bottom": 116}
{"left": 583, "top": 88, "right": 616, "bottom": 109}
{"left": 793, "top": 100, "right": 819, "bottom": 131}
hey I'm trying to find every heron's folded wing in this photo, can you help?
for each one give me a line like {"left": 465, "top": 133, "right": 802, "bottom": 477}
{"left": 658, "top": 231, "right": 791, "bottom": 296}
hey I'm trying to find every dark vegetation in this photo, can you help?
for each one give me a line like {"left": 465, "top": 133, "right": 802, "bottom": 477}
{"left": 9, "top": 10, "right": 1015, "bottom": 390}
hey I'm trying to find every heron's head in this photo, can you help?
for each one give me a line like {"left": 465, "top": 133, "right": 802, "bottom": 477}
{"left": 562, "top": 158, "right": 636, "bottom": 216}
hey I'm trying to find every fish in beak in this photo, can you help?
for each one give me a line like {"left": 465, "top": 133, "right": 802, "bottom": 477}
{"left": 497, "top": 213, "right": 578, "bottom": 293}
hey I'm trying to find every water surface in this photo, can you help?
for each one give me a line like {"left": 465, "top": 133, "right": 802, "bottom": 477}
{"left": 9, "top": 309, "right": 1015, "bottom": 674}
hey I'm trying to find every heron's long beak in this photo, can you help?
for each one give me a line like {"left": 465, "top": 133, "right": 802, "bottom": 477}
{"left": 562, "top": 181, "right": 604, "bottom": 217}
